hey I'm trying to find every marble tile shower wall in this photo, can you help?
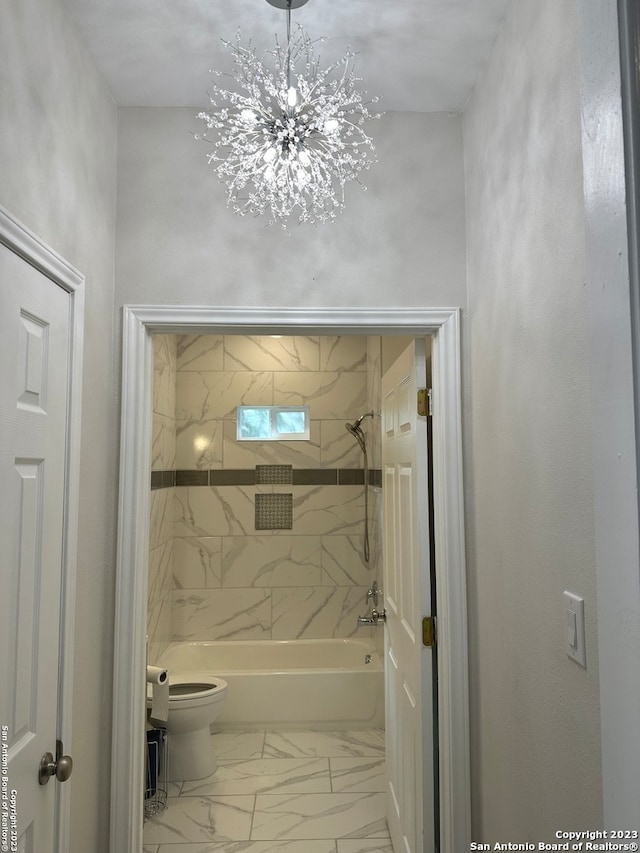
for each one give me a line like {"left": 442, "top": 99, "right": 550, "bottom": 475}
{"left": 171, "top": 334, "right": 376, "bottom": 642}
{"left": 148, "top": 335, "right": 177, "bottom": 663}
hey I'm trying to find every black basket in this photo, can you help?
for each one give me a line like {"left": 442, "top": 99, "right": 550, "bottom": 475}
{"left": 144, "top": 727, "right": 167, "bottom": 819}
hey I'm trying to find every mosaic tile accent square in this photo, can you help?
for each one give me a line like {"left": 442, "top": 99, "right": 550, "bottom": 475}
{"left": 256, "top": 464, "right": 294, "bottom": 485}
{"left": 255, "top": 493, "right": 293, "bottom": 530}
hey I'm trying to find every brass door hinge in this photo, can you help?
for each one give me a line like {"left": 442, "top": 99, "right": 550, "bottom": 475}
{"left": 417, "top": 388, "right": 432, "bottom": 417}
{"left": 422, "top": 616, "right": 437, "bottom": 648}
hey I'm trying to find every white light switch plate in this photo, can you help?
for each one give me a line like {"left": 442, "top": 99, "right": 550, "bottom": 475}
{"left": 563, "top": 591, "right": 586, "bottom": 668}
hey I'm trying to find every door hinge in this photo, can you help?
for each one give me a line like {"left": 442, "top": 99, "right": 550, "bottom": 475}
{"left": 417, "top": 388, "right": 432, "bottom": 417}
{"left": 422, "top": 615, "right": 437, "bottom": 648}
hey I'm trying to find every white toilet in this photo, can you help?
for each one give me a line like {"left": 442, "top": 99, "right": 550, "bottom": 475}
{"left": 149, "top": 672, "right": 228, "bottom": 781}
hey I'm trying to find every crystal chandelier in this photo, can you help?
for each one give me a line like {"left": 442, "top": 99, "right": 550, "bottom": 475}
{"left": 195, "top": 0, "right": 381, "bottom": 227}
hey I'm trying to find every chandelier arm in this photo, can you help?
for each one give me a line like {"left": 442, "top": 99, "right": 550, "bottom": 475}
{"left": 286, "top": 2, "right": 292, "bottom": 99}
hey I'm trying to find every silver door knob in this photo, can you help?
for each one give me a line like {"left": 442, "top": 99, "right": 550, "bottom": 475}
{"left": 38, "top": 751, "right": 73, "bottom": 785}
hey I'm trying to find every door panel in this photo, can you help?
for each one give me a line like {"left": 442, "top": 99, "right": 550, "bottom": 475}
{"left": 382, "top": 339, "right": 435, "bottom": 853}
{"left": 0, "top": 244, "right": 70, "bottom": 852}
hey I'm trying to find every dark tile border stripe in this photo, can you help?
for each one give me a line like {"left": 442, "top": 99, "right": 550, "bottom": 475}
{"left": 151, "top": 470, "right": 176, "bottom": 490}
{"left": 210, "top": 469, "right": 257, "bottom": 486}
{"left": 176, "top": 470, "right": 208, "bottom": 486}
{"left": 151, "top": 468, "right": 381, "bottom": 489}
{"left": 293, "top": 468, "right": 338, "bottom": 485}
{"left": 337, "top": 469, "right": 365, "bottom": 486}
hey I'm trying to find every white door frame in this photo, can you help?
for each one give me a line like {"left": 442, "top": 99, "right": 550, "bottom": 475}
{"left": 111, "top": 305, "right": 470, "bottom": 853}
{"left": 0, "top": 205, "right": 84, "bottom": 853}
{"left": 580, "top": 0, "right": 640, "bottom": 825}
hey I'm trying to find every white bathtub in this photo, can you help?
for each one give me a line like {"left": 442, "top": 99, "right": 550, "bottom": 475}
{"left": 158, "top": 638, "right": 384, "bottom": 730}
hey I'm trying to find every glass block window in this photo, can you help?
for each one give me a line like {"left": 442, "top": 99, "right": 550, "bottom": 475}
{"left": 236, "top": 406, "right": 310, "bottom": 441}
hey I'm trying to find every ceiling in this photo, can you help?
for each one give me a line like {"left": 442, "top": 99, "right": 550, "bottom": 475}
{"left": 63, "top": 0, "right": 511, "bottom": 112}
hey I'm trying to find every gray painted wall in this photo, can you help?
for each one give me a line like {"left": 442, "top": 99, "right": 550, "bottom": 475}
{"left": 0, "top": 0, "right": 118, "bottom": 849}
{"left": 463, "top": 0, "right": 602, "bottom": 839}
{"left": 115, "top": 108, "right": 467, "bottom": 309}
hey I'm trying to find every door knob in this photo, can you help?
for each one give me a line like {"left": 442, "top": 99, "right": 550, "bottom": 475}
{"left": 38, "top": 742, "right": 73, "bottom": 785}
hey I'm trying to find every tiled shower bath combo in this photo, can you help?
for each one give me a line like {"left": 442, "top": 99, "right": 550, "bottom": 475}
{"left": 146, "top": 334, "right": 389, "bottom": 847}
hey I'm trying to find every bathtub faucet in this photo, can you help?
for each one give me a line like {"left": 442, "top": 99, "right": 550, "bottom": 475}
{"left": 357, "top": 608, "right": 386, "bottom": 626}
{"left": 366, "top": 580, "right": 381, "bottom": 609}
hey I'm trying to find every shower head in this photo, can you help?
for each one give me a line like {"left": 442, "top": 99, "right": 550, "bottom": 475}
{"left": 347, "top": 411, "right": 374, "bottom": 432}
{"left": 345, "top": 411, "right": 374, "bottom": 454}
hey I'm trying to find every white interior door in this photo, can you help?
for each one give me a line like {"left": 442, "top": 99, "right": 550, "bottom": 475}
{"left": 382, "top": 338, "right": 435, "bottom": 853}
{"left": 0, "top": 244, "right": 71, "bottom": 852}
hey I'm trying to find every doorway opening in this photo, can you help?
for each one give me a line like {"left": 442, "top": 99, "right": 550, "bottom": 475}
{"left": 111, "top": 306, "right": 470, "bottom": 853}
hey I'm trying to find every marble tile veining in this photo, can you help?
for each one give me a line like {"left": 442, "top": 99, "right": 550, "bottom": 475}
{"left": 150, "top": 487, "right": 175, "bottom": 549}
{"left": 146, "top": 593, "right": 172, "bottom": 663}
{"left": 319, "top": 337, "right": 367, "bottom": 373}
{"left": 321, "top": 536, "right": 370, "bottom": 586}
{"left": 291, "top": 486, "right": 365, "bottom": 536}
{"left": 176, "top": 419, "right": 223, "bottom": 470}
{"left": 171, "top": 588, "right": 271, "bottom": 641}
{"left": 143, "top": 796, "right": 254, "bottom": 844}
{"left": 173, "top": 536, "right": 222, "bottom": 589}
{"left": 176, "top": 371, "right": 273, "bottom": 421}
{"left": 174, "top": 486, "right": 256, "bottom": 537}
{"left": 177, "top": 335, "right": 224, "bottom": 371}
{"left": 251, "top": 792, "right": 387, "bottom": 840}
{"left": 181, "top": 758, "right": 330, "bottom": 796}
{"left": 329, "top": 759, "right": 386, "bottom": 793}
{"left": 320, "top": 421, "right": 362, "bottom": 469}
{"left": 271, "top": 587, "right": 368, "bottom": 640}
{"left": 263, "top": 731, "right": 385, "bottom": 759}
{"left": 221, "top": 536, "right": 322, "bottom": 588}
{"left": 155, "top": 842, "right": 337, "bottom": 853}
{"left": 148, "top": 540, "right": 174, "bottom": 608}
{"left": 337, "top": 841, "right": 393, "bottom": 853}
{"left": 224, "top": 335, "right": 320, "bottom": 372}
{"left": 273, "top": 372, "right": 367, "bottom": 420}
{"left": 152, "top": 414, "right": 177, "bottom": 471}
{"left": 212, "top": 731, "right": 266, "bottom": 760}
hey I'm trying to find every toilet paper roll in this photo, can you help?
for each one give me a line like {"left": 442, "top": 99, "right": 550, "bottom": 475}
{"left": 146, "top": 666, "right": 169, "bottom": 723}
{"left": 146, "top": 665, "right": 168, "bottom": 686}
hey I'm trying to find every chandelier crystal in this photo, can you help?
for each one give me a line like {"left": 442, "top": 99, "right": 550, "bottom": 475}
{"left": 195, "top": 0, "right": 381, "bottom": 227}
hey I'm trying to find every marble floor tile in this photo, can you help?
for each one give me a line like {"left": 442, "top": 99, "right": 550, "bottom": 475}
{"left": 251, "top": 792, "right": 387, "bottom": 840}
{"left": 336, "top": 841, "right": 393, "bottom": 853}
{"left": 181, "top": 758, "right": 331, "bottom": 796}
{"left": 143, "top": 795, "right": 254, "bottom": 844}
{"left": 156, "top": 843, "right": 337, "bottom": 853}
{"left": 329, "top": 758, "right": 386, "bottom": 793}
{"left": 263, "top": 731, "right": 385, "bottom": 759}
{"left": 212, "top": 730, "right": 266, "bottom": 760}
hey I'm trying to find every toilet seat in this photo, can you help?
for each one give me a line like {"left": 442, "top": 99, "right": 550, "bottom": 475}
{"left": 146, "top": 672, "right": 228, "bottom": 705}
{"left": 168, "top": 674, "right": 227, "bottom": 702}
